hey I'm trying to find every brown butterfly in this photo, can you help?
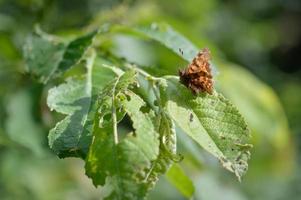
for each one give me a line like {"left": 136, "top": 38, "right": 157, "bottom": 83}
{"left": 179, "top": 48, "right": 213, "bottom": 94}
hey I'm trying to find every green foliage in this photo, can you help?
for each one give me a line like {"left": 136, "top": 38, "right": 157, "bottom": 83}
{"left": 47, "top": 52, "right": 97, "bottom": 158}
{"left": 163, "top": 77, "right": 251, "bottom": 180}
{"left": 23, "top": 28, "right": 97, "bottom": 83}
{"left": 216, "top": 61, "right": 290, "bottom": 149}
{"left": 86, "top": 88, "right": 160, "bottom": 199}
{"left": 23, "top": 22, "right": 252, "bottom": 199}
{"left": 166, "top": 164, "right": 195, "bottom": 198}
{"left": 135, "top": 23, "right": 199, "bottom": 62}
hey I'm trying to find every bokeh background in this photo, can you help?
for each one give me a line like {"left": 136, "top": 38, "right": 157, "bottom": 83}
{"left": 1, "top": 0, "right": 301, "bottom": 199}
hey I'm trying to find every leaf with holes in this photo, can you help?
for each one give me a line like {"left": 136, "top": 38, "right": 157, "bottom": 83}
{"left": 85, "top": 86, "right": 160, "bottom": 199}
{"left": 47, "top": 56, "right": 121, "bottom": 158}
{"left": 110, "top": 23, "right": 252, "bottom": 180}
{"left": 143, "top": 112, "right": 178, "bottom": 192}
{"left": 162, "top": 76, "right": 252, "bottom": 180}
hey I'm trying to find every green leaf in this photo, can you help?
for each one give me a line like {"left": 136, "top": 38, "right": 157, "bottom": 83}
{"left": 110, "top": 23, "right": 218, "bottom": 72}
{"left": 57, "top": 31, "right": 98, "bottom": 72}
{"left": 124, "top": 73, "right": 179, "bottom": 194}
{"left": 24, "top": 29, "right": 97, "bottom": 83}
{"left": 23, "top": 32, "right": 65, "bottom": 83}
{"left": 134, "top": 23, "right": 199, "bottom": 62}
{"left": 143, "top": 111, "right": 178, "bottom": 191}
{"left": 85, "top": 83, "right": 160, "bottom": 200}
{"left": 108, "top": 23, "right": 199, "bottom": 63}
{"left": 48, "top": 76, "right": 91, "bottom": 158}
{"left": 216, "top": 61, "right": 291, "bottom": 149}
{"left": 112, "top": 23, "right": 252, "bottom": 180}
{"left": 166, "top": 164, "right": 195, "bottom": 198}
{"left": 162, "top": 76, "right": 252, "bottom": 180}
{"left": 47, "top": 55, "right": 120, "bottom": 158}
{"left": 216, "top": 61, "right": 294, "bottom": 176}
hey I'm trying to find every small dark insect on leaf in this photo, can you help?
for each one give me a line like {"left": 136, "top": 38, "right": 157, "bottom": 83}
{"left": 179, "top": 48, "right": 184, "bottom": 55}
{"left": 179, "top": 48, "right": 213, "bottom": 94}
{"left": 189, "top": 113, "right": 194, "bottom": 122}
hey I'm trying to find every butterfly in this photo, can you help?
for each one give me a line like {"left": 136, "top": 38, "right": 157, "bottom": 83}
{"left": 179, "top": 48, "right": 213, "bottom": 94}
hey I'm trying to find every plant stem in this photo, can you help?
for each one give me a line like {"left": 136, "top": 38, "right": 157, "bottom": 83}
{"left": 123, "top": 63, "right": 162, "bottom": 81}
{"left": 112, "top": 76, "right": 120, "bottom": 144}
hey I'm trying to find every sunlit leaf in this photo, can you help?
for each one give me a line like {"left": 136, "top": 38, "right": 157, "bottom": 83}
{"left": 216, "top": 61, "right": 294, "bottom": 176}
{"left": 47, "top": 55, "right": 119, "bottom": 158}
{"left": 162, "top": 76, "right": 252, "bottom": 180}
{"left": 85, "top": 76, "right": 160, "bottom": 199}
{"left": 216, "top": 61, "right": 290, "bottom": 149}
{"left": 134, "top": 23, "right": 199, "bottom": 62}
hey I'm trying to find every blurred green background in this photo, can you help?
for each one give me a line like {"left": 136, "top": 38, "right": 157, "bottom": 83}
{"left": 1, "top": 0, "right": 301, "bottom": 199}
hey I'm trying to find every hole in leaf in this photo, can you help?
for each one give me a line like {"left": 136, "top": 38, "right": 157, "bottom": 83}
{"left": 103, "top": 113, "right": 112, "bottom": 121}
{"left": 220, "top": 135, "right": 226, "bottom": 140}
{"left": 117, "top": 114, "right": 135, "bottom": 140}
{"left": 189, "top": 113, "right": 194, "bottom": 122}
{"left": 117, "top": 93, "right": 127, "bottom": 102}
{"left": 139, "top": 105, "right": 150, "bottom": 113}
{"left": 126, "top": 94, "right": 131, "bottom": 101}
